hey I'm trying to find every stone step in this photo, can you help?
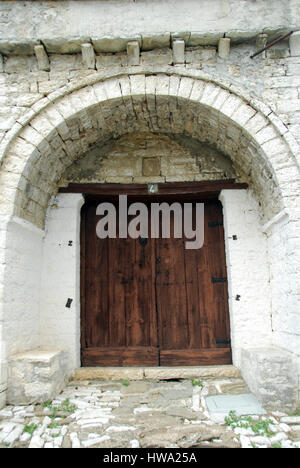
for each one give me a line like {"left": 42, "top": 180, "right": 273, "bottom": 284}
{"left": 73, "top": 365, "right": 242, "bottom": 382}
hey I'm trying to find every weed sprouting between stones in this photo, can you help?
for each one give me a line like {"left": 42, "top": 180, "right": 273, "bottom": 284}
{"left": 23, "top": 423, "right": 40, "bottom": 435}
{"left": 225, "top": 410, "right": 275, "bottom": 437}
{"left": 192, "top": 379, "right": 203, "bottom": 389}
{"left": 271, "top": 441, "right": 282, "bottom": 448}
{"left": 42, "top": 398, "right": 77, "bottom": 419}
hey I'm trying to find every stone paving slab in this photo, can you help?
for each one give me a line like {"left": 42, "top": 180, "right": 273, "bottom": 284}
{"left": 0, "top": 377, "right": 299, "bottom": 449}
{"left": 206, "top": 393, "right": 267, "bottom": 423}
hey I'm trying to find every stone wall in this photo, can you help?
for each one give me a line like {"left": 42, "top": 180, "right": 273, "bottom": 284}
{"left": 60, "top": 132, "right": 237, "bottom": 185}
{"left": 1, "top": 37, "right": 300, "bottom": 148}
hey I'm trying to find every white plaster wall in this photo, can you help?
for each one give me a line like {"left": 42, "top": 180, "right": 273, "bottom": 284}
{"left": 219, "top": 189, "right": 273, "bottom": 367}
{"left": 39, "top": 194, "right": 84, "bottom": 372}
{"left": 265, "top": 214, "right": 300, "bottom": 401}
{"left": 0, "top": 215, "right": 43, "bottom": 406}
{"left": 2, "top": 217, "right": 43, "bottom": 356}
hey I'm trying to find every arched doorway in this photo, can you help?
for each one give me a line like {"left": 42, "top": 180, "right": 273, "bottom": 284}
{"left": 0, "top": 71, "right": 299, "bottom": 407}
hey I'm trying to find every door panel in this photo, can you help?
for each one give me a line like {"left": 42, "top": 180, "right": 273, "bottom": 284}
{"left": 81, "top": 198, "right": 232, "bottom": 366}
{"left": 155, "top": 200, "right": 231, "bottom": 365}
{"left": 81, "top": 201, "right": 158, "bottom": 366}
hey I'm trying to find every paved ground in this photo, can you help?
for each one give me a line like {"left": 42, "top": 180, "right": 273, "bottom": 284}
{"left": 0, "top": 378, "right": 300, "bottom": 448}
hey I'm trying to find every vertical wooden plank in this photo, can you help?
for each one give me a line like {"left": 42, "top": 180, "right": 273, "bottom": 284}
{"left": 184, "top": 201, "right": 215, "bottom": 349}
{"left": 85, "top": 202, "right": 110, "bottom": 348}
{"left": 155, "top": 209, "right": 189, "bottom": 350}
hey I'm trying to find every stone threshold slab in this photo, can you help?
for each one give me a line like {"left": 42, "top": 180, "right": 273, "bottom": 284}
{"left": 73, "top": 365, "right": 241, "bottom": 381}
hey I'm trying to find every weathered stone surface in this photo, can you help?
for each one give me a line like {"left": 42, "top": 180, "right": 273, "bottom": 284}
{"left": 74, "top": 367, "right": 144, "bottom": 381}
{"left": 290, "top": 31, "right": 300, "bottom": 57}
{"left": 92, "top": 36, "right": 142, "bottom": 53}
{"left": 81, "top": 43, "right": 95, "bottom": 70}
{"left": 144, "top": 365, "right": 241, "bottom": 380}
{"left": 34, "top": 45, "right": 50, "bottom": 72}
{"left": 218, "top": 37, "right": 231, "bottom": 59}
{"left": 0, "top": 377, "right": 300, "bottom": 449}
{"left": 43, "top": 37, "right": 91, "bottom": 54}
{"left": 141, "top": 33, "right": 170, "bottom": 51}
{"left": 172, "top": 39, "right": 185, "bottom": 64}
{"left": 7, "top": 349, "right": 69, "bottom": 405}
{"left": 241, "top": 348, "right": 299, "bottom": 412}
{"left": 218, "top": 381, "right": 249, "bottom": 395}
{"left": 127, "top": 41, "right": 140, "bottom": 66}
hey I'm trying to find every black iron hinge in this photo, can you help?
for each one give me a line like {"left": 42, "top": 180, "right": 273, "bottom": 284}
{"left": 208, "top": 221, "right": 223, "bottom": 227}
{"left": 212, "top": 277, "right": 227, "bottom": 283}
{"left": 216, "top": 339, "right": 231, "bottom": 345}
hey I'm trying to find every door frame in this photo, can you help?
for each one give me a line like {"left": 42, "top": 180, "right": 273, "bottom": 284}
{"left": 60, "top": 180, "right": 248, "bottom": 366}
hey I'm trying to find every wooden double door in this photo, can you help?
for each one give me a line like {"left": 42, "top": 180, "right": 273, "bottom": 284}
{"left": 81, "top": 197, "right": 232, "bottom": 367}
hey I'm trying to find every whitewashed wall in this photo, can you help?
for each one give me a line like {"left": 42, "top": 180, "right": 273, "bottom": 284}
{"left": 219, "top": 189, "right": 273, "bottom": 367}
{"left": 39, "top": 194, "right": 84, "bottom": 372}
{"left": 0, "top": 216, "right": 43, "bottom": 406}
{"left": 2, "top": 217, "right": 43, "bottom": 355}
{"left": 265, "top": 214, "right": 300, "bottom": 401}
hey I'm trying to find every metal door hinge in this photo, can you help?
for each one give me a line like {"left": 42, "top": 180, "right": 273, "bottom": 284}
{"left": 212, "top": 277, "right": 227, "bottom": 283}
{"left": 208, "top": 221, "right": 223, "bottom": 227}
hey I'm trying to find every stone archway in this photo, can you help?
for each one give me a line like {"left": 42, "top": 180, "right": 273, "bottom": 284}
{"left": 0, "top": 70, "right": 299, "bottom": 409}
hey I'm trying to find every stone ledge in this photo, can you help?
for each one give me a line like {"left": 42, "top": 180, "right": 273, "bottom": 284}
{"left": 7, "top": 348, "right": 69, "bottom": 405}
{"left": 74, "top": 365, "right": 241, "bottom": 381}
{"left": 241, "top": 347, "right": 299, "bottom": 412}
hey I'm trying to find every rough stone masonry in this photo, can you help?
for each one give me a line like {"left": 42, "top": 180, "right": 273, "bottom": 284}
{"left": 0, "top": 0, "right": 299, "bottom": 422}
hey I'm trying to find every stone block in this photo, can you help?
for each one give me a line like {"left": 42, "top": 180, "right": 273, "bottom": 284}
{"left": 141, "top": 33, "right": 170, "bottom": 51}
{"left": 0, "top": 54, "right": 3, "bottom": 73}
{"left": 172, "top": 39, "right": 185, "bottom": 64}
{"left": 240, "top": 348, "right": 299, "bottom": 412}
{"left": 290, "top": 31, "right": 300, "bottom": 56}
{"left": 7, "top": 348, "right": 69, "bottom": 405}
{"left": 92, "top": 36, "right": 142, "bottom": 53}
{"left": 43, "top": 36, "right": 90, "bottom": 54}
{"left": 34, "top": 45, "right": 50, "bottom": 72}
{"left": 74, "top": 367, "right": 144, "bottom": 381}
{"left": 142, "top": 157, "right": 161, "bottom": 176}
{"left": 81, "top": 43, "right": 95, "bottom": 69}
{"left": 127, "top": 41, "right": 140, "bottom": 66}
{"left": 218, "top": 37, "right": 231, "bottom": 59}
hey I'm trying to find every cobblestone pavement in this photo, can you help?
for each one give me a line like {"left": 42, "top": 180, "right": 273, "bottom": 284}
{"left": 0, "top": 378, "right": 300, "bottom": 449}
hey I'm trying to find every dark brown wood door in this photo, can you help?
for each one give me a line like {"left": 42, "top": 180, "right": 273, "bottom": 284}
{"left": 156, "top": 201, "right": 231, "bottom": 365}
{"left": 81, "top": 198, "right": 231, "bottom": 366}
